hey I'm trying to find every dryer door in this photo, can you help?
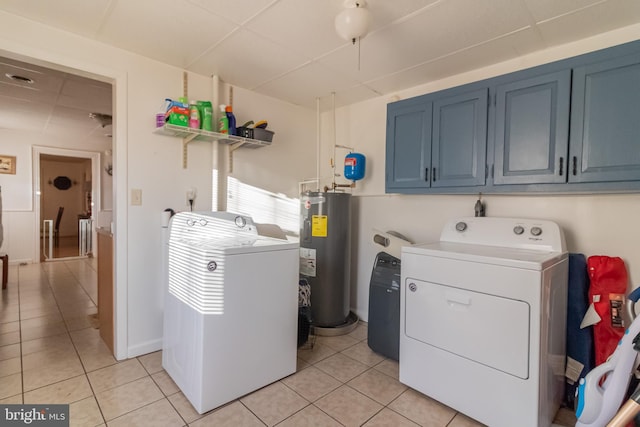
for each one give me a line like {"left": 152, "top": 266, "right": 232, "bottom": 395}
{"left": 404, "top": 278, "right": 530, "bottom": 379}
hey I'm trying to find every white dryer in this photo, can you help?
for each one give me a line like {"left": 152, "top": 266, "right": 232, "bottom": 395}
{"left": 162, "top": 212, "right": 299, "bottom": 414}
{"left": 400, "top": 217, "right": 568, "bottom": 427}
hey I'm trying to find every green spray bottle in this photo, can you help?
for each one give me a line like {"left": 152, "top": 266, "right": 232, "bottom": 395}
{"left": 218, "top": 105, "right": 228, "bottom": 134}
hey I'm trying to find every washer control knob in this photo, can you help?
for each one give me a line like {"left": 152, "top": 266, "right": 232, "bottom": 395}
{"left": 513, "top": 225, "right": 525, "bottom": 235}
{"left": 235, "top": 216, "right": 247, "bottom": 228}
{"left": 455, "top": 222, "right": 467, "bottom": 232}
{"left": 530, "top": 226, "right": 543, "bottom": 236}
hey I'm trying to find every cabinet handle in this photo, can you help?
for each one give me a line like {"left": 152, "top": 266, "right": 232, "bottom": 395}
{"left": 559, "top": 157, "right": 564, "bottom": 176}
{"left": 425, "top": 168, "right": 429, "bottom": 182}
{"left": 432, "top": 167, "right": 436, "bottom": 182}
{"left": 572, "top": 156, "right": 577, "bottom": 176}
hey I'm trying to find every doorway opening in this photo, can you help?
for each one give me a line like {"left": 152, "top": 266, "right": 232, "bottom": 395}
{"left": 40, "top": 154, "right": 93, "bottom": 260}
{"left": 1, "top": 48, "right": 126, "bottom": 359}
{"left": 34, "top": 147, "right": 102, "bottom": 263}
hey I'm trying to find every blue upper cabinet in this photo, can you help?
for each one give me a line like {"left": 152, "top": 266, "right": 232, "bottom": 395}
{"left": 493, "top": 71, "right": 571, "bottom": 185}
{"left": 385, "top": 98, "right": 432, "bottom": 190}
{"left": 569, "top": 53, "right": 640, "bottom": 183}
{"left": 385, "top": 40, "right": 640, "bottom": 194}
{"left": 432, "top": 88, "right": 488, "bottom": 188}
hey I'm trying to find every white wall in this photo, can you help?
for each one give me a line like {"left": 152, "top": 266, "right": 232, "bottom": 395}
{"left": 320, "top": 24, "right": 640, "bottom": 321}
{"left": 223, "top": 84, "right": 317, "bottom": 199}
{"left": 0, "top": 129, "right": 111, "bottom": 261}
{"left": 0, "top": 10, "right": 317, "bottom": 358}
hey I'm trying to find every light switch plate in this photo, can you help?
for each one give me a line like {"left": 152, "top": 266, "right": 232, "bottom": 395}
{"left": 131, "top": 189, "right": 142, "bottom": 206}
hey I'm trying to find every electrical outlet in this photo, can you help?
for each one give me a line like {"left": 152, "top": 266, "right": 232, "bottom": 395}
{"left": 131, "top": 189, "right": 142, "bottom": 206}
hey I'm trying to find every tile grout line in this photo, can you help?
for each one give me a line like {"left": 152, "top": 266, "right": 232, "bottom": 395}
{"left": 17, "top": 263, "right": 24, "bottom": 404}
{"left": 295, "top": 331, "right": 423, "bottom": 427}
{"left": 149, "top": 372, "right": 192, "bottom": 426}
{"left": 20, "top": 262, "right": 108, "bottom": 423}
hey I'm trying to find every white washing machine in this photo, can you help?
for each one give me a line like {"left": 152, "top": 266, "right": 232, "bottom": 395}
{"left": 400, "top": 217, "right": 568, "bottom": 427}
{"left": 162, "top": 212, "right": 299, "bottom": 414}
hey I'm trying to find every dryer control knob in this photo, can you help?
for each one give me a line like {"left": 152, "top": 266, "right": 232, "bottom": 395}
{"left": 530, "top": 226, "right": 543, "bottom": 236}
{"left": 513, "top": 225, "right": 525, "bottom": 235}
{"left": 455, "top": 222, "right": 467, "bottom": 232}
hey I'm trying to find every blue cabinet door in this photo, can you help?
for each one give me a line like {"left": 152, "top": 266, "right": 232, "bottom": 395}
{"left": 494, "top": 71, "right": 571, "bottom": 185}
{"left": 570, "top": 54, "right": 640, "bottom": 183}
{"left": 432, "top": 88, "right": 488, "bottom": 187}
{"left": 385, "top": 100, "right": 432, "bottom": 190}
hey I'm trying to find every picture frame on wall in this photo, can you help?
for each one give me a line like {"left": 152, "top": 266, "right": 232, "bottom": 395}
{"left": 0, "top": 155, "right": 16, "bottom": 175}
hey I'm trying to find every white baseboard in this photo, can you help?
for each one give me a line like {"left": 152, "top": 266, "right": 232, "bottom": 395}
{"left": 127, "top": 338, "right": 163, "bottom": 359}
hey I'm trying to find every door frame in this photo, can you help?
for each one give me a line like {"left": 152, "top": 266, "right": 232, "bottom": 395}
{"left": 33, "top": 147, "right": 101, "bottom": 261}
{"left": 0, "top": 45, "right": 129, "bottom": 361}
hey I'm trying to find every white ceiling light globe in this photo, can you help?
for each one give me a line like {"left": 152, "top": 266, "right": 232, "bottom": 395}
{"left": 335, "top": 1, "right": 371, "bottom": 43}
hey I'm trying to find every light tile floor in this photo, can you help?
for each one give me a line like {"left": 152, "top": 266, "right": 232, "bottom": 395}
{"left": 1, "top": 260, "right": 577, "bottom": 426}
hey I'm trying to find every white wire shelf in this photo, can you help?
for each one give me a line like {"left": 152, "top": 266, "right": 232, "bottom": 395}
{"left": 155, "top": 123, "right": 272, "bottom": 148}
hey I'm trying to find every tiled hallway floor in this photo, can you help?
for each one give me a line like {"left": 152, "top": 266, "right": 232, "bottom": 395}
{"left": 1, "top": 260, "right": 577, "bottom": 426}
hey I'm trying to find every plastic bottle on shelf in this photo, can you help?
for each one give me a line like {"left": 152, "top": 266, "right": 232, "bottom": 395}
{"left": 225, "top": 105, "right": 236, "bottom": 136}
{"left": 199, "top": 101, "right": 213, "bottom": 131}
{"left": 188, "top": 101, "right": 200, "bottom": 129}
{"left": 218, "top": 105, "right": 228, "bottom": 134}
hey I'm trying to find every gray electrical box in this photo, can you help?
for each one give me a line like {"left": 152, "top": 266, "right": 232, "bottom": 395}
{"left": 367, "top": 252, "right": 401, "bottom": 361}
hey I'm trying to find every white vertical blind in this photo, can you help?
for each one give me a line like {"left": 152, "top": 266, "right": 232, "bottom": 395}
{"left": 212, "top": 170, "right": 299, "bottom": 234}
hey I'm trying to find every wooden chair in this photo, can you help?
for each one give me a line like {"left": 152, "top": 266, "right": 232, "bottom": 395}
{"left": 53, "top": 206, "right": 64, "bottom": 247}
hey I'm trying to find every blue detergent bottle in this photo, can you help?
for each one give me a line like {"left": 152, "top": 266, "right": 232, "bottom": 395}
{"left": 225, "top": 105, "right": 236, "bottom": 136}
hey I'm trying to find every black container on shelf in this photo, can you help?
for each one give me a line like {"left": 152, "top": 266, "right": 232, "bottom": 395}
{"left": 236, "top": 127, "right": 274, "bottom": 142}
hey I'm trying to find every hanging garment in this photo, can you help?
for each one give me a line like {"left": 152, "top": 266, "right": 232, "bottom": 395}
{"left": 587, "top": 255, "right": 629, "bottom": 367}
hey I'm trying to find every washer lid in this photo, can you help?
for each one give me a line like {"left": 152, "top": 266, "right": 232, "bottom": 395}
{"left": 186, "top": 235, "right": 299, "bottom": 255}
{"left": 403, "top": 241, "right": 566, "bottom": 270}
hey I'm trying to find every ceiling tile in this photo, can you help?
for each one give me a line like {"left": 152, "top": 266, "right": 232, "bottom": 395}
{"left": 49, "top": 106, "right": 98, "bottom": 129}
{"left": 0, "top": 61, "right": 65, "bottom": 95}
{"left": 320, "top": 0, "right": 534, "bottom": 86}
{"left": 0, "top": 0, "right": 112, "bottom": 37}
{"left": 97, "top": 0, "right": 239, "bottom": 68}
{"left": 0, "top": 82, "right": 59, "bottom": 106}
{"left": 522, "top": 0, "right": 606, "bottom": 23}
{"left": 186, "top": 0, "right": 277, "bottom": 23}
{"left": 366, "top": 0, "right": 443, "bottom": 27}
{"left": 257, "top": 62, "right": 361, "bottom": 108}
{"left": 366, "top": 27, "right": 544, "bottom": 95}
{"left": 0, "top": 0, "right": 639, "bottom": 116}
{"left": 319, "top": 84, "right": 382, "bottom": 110}
{"left": 188, "top": 28, "right": 310, "bottom": 89}
{"left": 244, "top": 0, "right": 347, "bottom": 59}
{"left": 58, "top": 80, "right": 112, "bottom": 113}
{"left": 535, "top": 0, "right": 640, "bottom": 45}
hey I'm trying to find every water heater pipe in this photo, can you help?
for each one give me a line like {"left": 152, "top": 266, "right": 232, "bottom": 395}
{"left": 212, "top": 74, "right": 227, "bottom": 211}
{"left": 316, "top": 97, "right": 321, "bottom": 191}
{"left": 331, "top": 92, "right": 337, "bottom": 190}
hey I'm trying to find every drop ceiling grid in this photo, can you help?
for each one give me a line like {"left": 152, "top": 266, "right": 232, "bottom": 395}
{"left": 0, "top": 0, "right": 637, "bottom": 113}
